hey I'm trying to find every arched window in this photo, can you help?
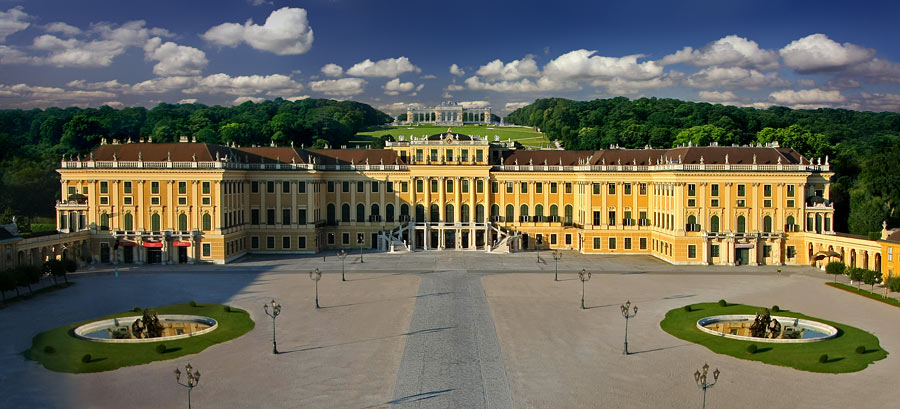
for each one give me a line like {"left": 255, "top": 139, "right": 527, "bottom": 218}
{"left": 356, "top": 203, "right": 365, "bottom": 222}
{"left": 202, "top": 213, "right": 212, "bottom": 230}
{"left": 564, "top": 205, "right": 573, "bottom": 225}
{"left": 341, "top": 204, "right": 351, "bottom": 222}
{"left": 520, "top": 204, "right": 529, "bottom": 220}
{"left": 534, "top": 204, "right": 544, "bottom": 221}
{"left": 786, "top": 215, "right": 795, "bottom": 231}
{"left": 415, "top": 204, "right": 425, "bottom": 221}
{"left": 875, "top": 253, "right": 882, "bottom": 273}
{"left": 850, "top": 249, "right": 856, "bottom": 268}
{"left": 476, "top": 204, "right": 485, "bottom": 223}
{"left": 151, "top": 213, "right": 161, "bottom": 231}
{"left": 400, "top": 203, "right": 409, "bottom": 217}
{"left": 550, "top": 204, "right": 559, "bottom": 220}
{"left": 461, "top": 204, "right": 470, "bottom": 223}
{"left": 736, "top": 215, "right": 746, "bottom": 233}
{"left": 445, "top": 204, "right": 455, "bottom": 223}
{"left": 386, "top": 204, "right": 395, "bottom": 222}
{"left": 371, "top": 203, "right": 380, "bottom": 221}
{"left": 763, "top": 215, "right": 772, "bottom": 233}
{"left": 124, "top": 213, "right": 133, "bottom": 231}
{"left": 430, "top": 204, "right": 439, "bottom": 221}
{"left": 505, "top": 204, "right": 514, "bottom": 222}
{"left": 490, "top": 204, "right": 500, "bottom": 221}
{"left": 815, "top": 214, "right": 823, "bottom": 233}
{"left": 178, "top": 213, "right": 188, "bottom": 231}
{"left": 687, "top": 215, "right": 697, "bottom": 231}
{"left": 327, "top": 204, "right": 336, "bottom": 224}
{"left": 100, "top": 213, "right": 109, "bottom": 230}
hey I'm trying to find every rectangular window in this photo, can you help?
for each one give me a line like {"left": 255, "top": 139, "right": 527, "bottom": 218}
{"left": 123, "top": 181, "right": 132, "bottom": 194}
{"left": 202, "top": 197, "right": 211, "bottom": 205}
{"left": 100, "top": 181, "right": 109, "bottom": 194}
{"left": 447, "top": 179, "right": 454, "bottom": 193}
{"left": 476, "top": 149, "right": 483, "bottom": 162}
{"left": 608, "top": 183, "right": 616, "bottom": 195}
{"left": 327, "top": 233, "right": 335, "bottom": 245}
{"left": 609, "top": 238, "right": 617, "bottom": 250}
{"left": 787, "top": 199, "right": 795, "bottom": 208}
{"left": 608, "top": 211, "right": 616, "bottom": 226}
{"left": 416, "top": 179, "right": 424, "bottom": 193}
{"left": 282, "top": 236, "right": 291, "bottom": 249}
{"left": 462, "top": 180, "right": 469, "bottom": 193}
{"left": 202, "top": 243, "right": 211, "bottom": 257}
{"left": 151, "top": 181, "right": 160, "bottom": 194}
{"left": 593, "top": 211, "right": 602, "bottom": 225}
{"left": 357, "top": 181, "right": 364, "bottom": 193}
{"left": 520, "top": 182, "right": 527, "bottom": 194}
{"left": 416, "top": 149, "right": 424, "bottom": 162}
{"left": 491, "top": 181, "right": 499, "bottom": 194}
{"left": 100, "top": 196, "right": 109, "bottom": 205}
{"left": 565, "top": 234, "right": 572, "bottom": 245}
{"left": 711, "top": 184, "right": 719, "bottom": 196}
{"left": 711, "top": 199, "right": 720, "bottom": 207}
{"left": 787, "top": 185, "right": 795, "bottom": 197}
{"left": 298, "top": 181, "right": 306, "bottom": 193}
{"left": 298, "top": 209, "right": 307, "bottom": 225}
{"left": 764, "top": 199, "right": 772, "bottom": 208}
{"left": 711, "top": 244, "right": 720, "bottom": 258}
{"left": 342, "top": 181, "right": 350, "bottom": 193}
{"left": 737, "top": 199, "right": 746, "bottom": 207}
{"left": 688, "top": 199, "right": 696, "bottom": 207}
{"left": 639, "top": 237, "right": 647, "bottom": 250}
{"left": 123, "top": 196, "right": 132, "bottom": 205}
{"left": 551, "top": 183, "right": 558, "bottom": 194}
{"left": 282, "top": 181, "right": 290, "bottom": 193}
{"left": 179, "top": 181, "right": 187, "bottom": 194}
{"left": 252, "top": 181, "right": 259, "bottom": 193}
{"left": 565, "top": 183, "right": 572, "bottom": 194}
{"left": 476, "top": 180, "right": 484, "bottom": 193}
{"left": 327, "top": 181, "right": 335, "bottom": 193}
{"left": 430, "top": 149, "right": 438, "bottom": 162}
{"left": 398, "top": 181, "right": 406, "bottom": 192}
{"left": 889, "top": 247, "right": 893, "bottom": 262}
{"left": 764, "top": 184, "right": 772, "bottom": 197}
{"left": 342, "top": 232, "right": 350, "bottom": 245}
{"left": 639, "top": 183, "right": 647, "bottom": 195}
{"left": 266, "top": 236, "right": 275, "bottom": 249}
{"left": 688, "top": 245, "right": 696, "bottom": 259}
{"left": 267, "top": 209, "right": 275, "bottom": 225}
{"left": 593, "top": 237, "right": 602, "bottom": 249}
{"left": 446, "top": 149, "right": 453, "bottom": 161}
{"left": 535, "top": 182, "right": 543, "bottom": 194}
{"left": 298, "top": 236, "right": 307, "bottom": 249}
{"left": 462, "top": 149, "right": 469, "bottom": 162}
{"left": 688, "top": 184, "right": 696, "bottom": 196}
{"left": 763, "top": 245, "right": 772, "bottom": 258}
{"left": 593, "top": 183, "right": 601, "bottom": 195}
{"left": 178, "top": 197, "right": 187, "bottom": 205}
{"left": 551, "top": 234, "right": 558, "bottom": 245}
{"left": 787, "top": 246, "right": 796, "bottom": 258}
{"left": 267, "top": 181, "right": 275, "bottom": 193}
{"left": 737, "top": 184, "right": 746, "bottom": 196}
{"left": 506, "top": 182, "right": 513, "bottom": 194}
{"left": 151, "top": 197, "right": 160, "bottom": 205}
{"left": 372, "top": 181, "right": 379, "bottom": 193}
{"left": 624, "top": 183, "right": 632, "bottom": 195}
{"left": 431, "top": 179, "right": 438, "bottom": 193}
{"left": 251, "top": 236, "right": 260, "bottom": 249}
{"left": 282, "top": 209, "right": 291, "bottom": 225}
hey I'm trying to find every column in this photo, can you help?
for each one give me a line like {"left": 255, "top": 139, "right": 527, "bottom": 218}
{"left": 438, "top": 177, "right": 446, "bottom": 221}
{"left": 484, "top": 177, "right": 492, "bottom": 250}
{"left": 423, "top": 177, "right": 431, "bottom": 249}
{"left": 275, "top": 180, "right": 283, "bottom": 225}
{"left": 350, "top": 181, "right": 357, "bottom": 224}
{"left": 468, "top": 177, "right": 475, "bottom": 225}
{"left": 292, "top": 180, "right": 298, "bottom": 227}
{"left": 674, "top": 182, "right": 684, "bottom": 233}
{"left": 454, "top": 177, "right": 461, "bottom": 224}
{"left": 306, "top": 180, "right": 314, "bottom": 225}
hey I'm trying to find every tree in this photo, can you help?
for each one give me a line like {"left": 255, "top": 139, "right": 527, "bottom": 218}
{"left": 14, "top": 265, "right": 41, "bottom": 295}
{"left": 672, "top": 125, "right": 735, "bottom": 147}
{"left": 863, "top": 269, "right": 883, "bottom": 292}
{"left": 858, "top": 145, "right": 900, "bottom": 219}
{"left": 0, "top": 268, "right": 17, "bottom": 301}
{"left": 849, "top": 267, "right": 865, "bottom": 290}
{"left": 44, "top": 259, "right": 71, "bottom": 285}
{"left": 826, "top": 261, "right": 846, "bottom": 283}
{"left": 60, "top": 114, "right": 106, "bottom": 153}
{"left": 848, "top": 189, "right": 890, "bottom": 236}
{"left": 756, "top": 125, "right": 832, "bottom": 159}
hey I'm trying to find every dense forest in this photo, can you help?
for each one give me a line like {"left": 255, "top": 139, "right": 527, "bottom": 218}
{"left": 506, "top": 97, "right": 900, "bottom": 236}
{"left": 0, "top": 98, "right": 392, "bottom": 230}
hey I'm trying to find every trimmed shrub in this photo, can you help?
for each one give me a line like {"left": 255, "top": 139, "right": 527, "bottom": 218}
{"left": 718, "top": 299, "right": 727, "bottom": 307}
{"left": 156, "top": 344, "right": 167, "bottom": 354}
{"left": 132, "top": 306, "right": 141, "bottom": 313}
{"left": 82, "top": 354, "right": 92, "bottom": 363}
{"left": 224, "top": 305, "right": 232, "bottom": 313}
{"left": 746, "top": 344, "right": 758, "bottom": 354}
{"left": 771, "top": 305, "right": 780, "bottom": 313}
{"left": 856, "top": 346, "right": 866, "bottom": 354}
{"left": 188, "top": 301, "right": 197, "bottom": 307}
{"left": 819, "top": 354, "right": 828, "bottom": 363}
{"left": 43, "top": 345, "right": 56, "bottom": 354}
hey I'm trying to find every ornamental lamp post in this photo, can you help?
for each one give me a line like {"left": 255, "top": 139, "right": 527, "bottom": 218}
{"left": 338, "top": 249, "right": 348, "bottom": 281}
{"left": 694, "top": 363, "right": 721, "bottom": 409}
{"left": 263, "top": 299, "right": 281, "bottom": 354}
{"left": 578, "top": 268, "right": 591, "bottom": 309}
{"left": 357, "top": 233, "right": 364, "bottom": 263}
{"left": 552, "top": 250, "right": 562, "bottom": 281}
{"left": 535, "top": 235, "right": 543, "bottom": 263}
{"left": 309, "top": 268, "right": 322, "bottom": 308}
{"left": 174, "top": 363, "right": 201, "bottom": 409}
{"left": 620, "top": 300, "right": 638, "bottom": 355}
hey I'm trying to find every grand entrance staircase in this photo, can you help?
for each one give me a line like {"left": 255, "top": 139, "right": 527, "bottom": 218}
{"left": 487, "top": 222, "right": 520, "bottom": 253}
{"left": 380, "top": 221, "right": 413, "bottom": 252}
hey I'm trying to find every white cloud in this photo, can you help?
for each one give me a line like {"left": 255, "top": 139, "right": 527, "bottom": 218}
{"left": 67, "top": 79, "right": 130, "bottom": 91}
{"left": 19, "top": 20, "right": 174, "bottom": 68}
{"left": 320, "top": 63, "right": 343, "bottom": 77}
{"left": 826, "top": 78, "right": 860, "bottom": 89}
{"left": 464, "top": 75, "right": 579, "bottom": 93}
{"left": 698, "top": 90, "right": 739, "bottom": 102}
{"left": 476, "top": 55, "right": 540, "bottom": 80}
{"left": 797, "top": 79, "right": 816, "bottom": 87}
{"left": 102, "top": 101, "right": 124, "bottom": 108}
{"left": 686, "top": 66, "right": 789, "bottom": 90}
{"left": 346, "top": 56, "right": 420, "bottom": 77}
{"left": 203, "top": 7, "right": 314, "bottom": 55}
{"left": 458, "top": 100, "right": 490, "bottom": 109}
{"left": 383, "top": 78, "right": 415, "bottom": 95}
{"left": 177, "top": 98, "right": 198, "bottom": 104}
{"left": 444, "top": 84, "right": 464, "bottom": 91}
{"left": 859, "top": 92, "right": 900, "bottom": 112}
{"left": 661, "top": 35, "right": 779, "bottom": 70}
{"left": 0, "top": 82, "right": 116, "bottom": 107}
{"left": 420, "top": 74, "right": 437, "bottom": 79}
{"left": 247, "top": 0, "right": 272, "bottom": 5}
{"left": 441, "top": 91, "right": 453, "bottom": 98}
{"left": 847, "top": 58, "right": 900, "bottom": 83}
{"left": 378, "top": 102, "right": 422, "bottom": 114}
{"left": 44, "top": 22, "right": 81, "bottom": 36}
{"left": 184, "top": 73, "right": 304, "bottom": 96}
{"left": 769, "top": 88, "right": 846, "bottom": 105}
{"left": 0, "top": 44, "right": 34, "bottom": 63}
{"left": 449, "top": 63, "right": 465, "bottom": 76}
{"left": 308, "top": 78, "right": 366, "bottom": 96}
{"left": 780, "top": 34, "right": 875, "bottom": 73}
{"left": 285, "top": 95, "right": 309, "bottom": 101}
{"left": 543, "top": 50, "right": 663, "bottom": 81}
{"left": 130, "top": 76, "right": 199, "bottom": 94}
{"left": 590, "top": 74, "right": 679, "bottom": 94}
{"left": 232, "top": 96, "right": 265, "bottom": 105}
{"left": 504, "top": 102, "right": 530, "bottom": 112}
{"left": 415, "top": 84, "right": 424, "bottom": 92}
{"left": 144, "top": 37, "right": 208, "bottom": 76}
{"left": 0, "top": 6, "right": 30, "bottom": 42}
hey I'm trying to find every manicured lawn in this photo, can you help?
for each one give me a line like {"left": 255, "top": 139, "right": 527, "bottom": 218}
{"left": 660, "top": 302, "right": 886, "bottom": 373}
{"left": 826, "top": 282, "right": 900, "bottom": 308}
{"left": 355, "top": 124, "right": 553, "bottom": 148}
{"left": 25, "top": 302, "right": 254, "bottom": 373}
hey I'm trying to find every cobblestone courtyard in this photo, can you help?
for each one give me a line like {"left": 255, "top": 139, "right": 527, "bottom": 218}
{"left": 1, "top": 251, "right": 897, "bottom": 408}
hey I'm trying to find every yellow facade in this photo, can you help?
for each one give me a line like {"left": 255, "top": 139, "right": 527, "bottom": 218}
{"left": 48, "top": 132, "right": 870, "bottom": 268}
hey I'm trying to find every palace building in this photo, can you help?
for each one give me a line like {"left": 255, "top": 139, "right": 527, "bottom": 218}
{"left": 405, "top": 102, "right": 491, "bottom": 126}
{"left": 45, "top": 129, "right": 891, "bottom": 276}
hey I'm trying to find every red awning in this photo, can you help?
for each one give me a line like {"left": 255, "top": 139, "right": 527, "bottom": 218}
{"left": 118, "top": 241, "right": 136, "bottom": 247}
{"left": 172, "top": 241, "right": 191, "bottom": 247}
{"left": 142, "top": 241, "right": 163, "bottom": 248}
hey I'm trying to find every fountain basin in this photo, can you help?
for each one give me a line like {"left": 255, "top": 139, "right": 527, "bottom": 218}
{"left": 697, "top": 315, "right": 838, "bottom": 343}
{"left": 74, "top": 315, "right": 218, "bottom": 343}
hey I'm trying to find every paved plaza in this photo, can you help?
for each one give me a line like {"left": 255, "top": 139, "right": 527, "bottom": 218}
{"left": 1, "top": 251, "right": 898, "bottom": 408}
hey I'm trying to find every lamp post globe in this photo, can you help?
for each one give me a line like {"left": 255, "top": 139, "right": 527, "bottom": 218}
{"left": 309, "top": 268, "right": 322, "bottom": 308}
{"left": 263, "top": 299, "right": 281, "bottom": 354}
{"left": 694, "top": 363, "right": 721, "bottom": 409}
{"left": 174, "top": 363, "right": 201, "bottom": 409}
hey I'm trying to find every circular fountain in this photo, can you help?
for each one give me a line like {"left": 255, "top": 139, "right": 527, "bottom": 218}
{"left": 697, "top": 314, "right": 838, "bottom": 343}
{"left": 74, "top": 314, "right": 218, "bottom": 343}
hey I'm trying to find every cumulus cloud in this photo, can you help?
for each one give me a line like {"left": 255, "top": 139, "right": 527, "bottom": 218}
{"left": 847, "top": 58, "right": 900, "bottom": 83}
{"left": 177, "top": 98, "right": 198, "bottom": 104}
{"left": 698, "top": 90, "right": 739, "bottom": 103}
{"left": 420, "top": 74, "right": 437, "bottom": 79}
{"left": 383, "top": 78, "right": 415, "bottom": 95}
{"left": 780, "top": 34, "right": 875, "bottom": 73}
{"left": 44, "top": 22, "right": 81, "bottom": 36}
{"left": 458, "top": 100, "right": 490, "bottom": 109}
{"left": 144, "top": 37, "right": 208, "bottom": 76}
{"left": 0, "top": 44, "right": 34, "bottom": 64}
{"left": 378, "top": 101, "right": 421, "bottom": 114}
{"left": 321, "top": 63, "right": 343, "bottom": 77}
{"left": 444, "top": 84, "right": 464, "bottom": 91}
{"left": 67, "top": 79, "right": 130, "bottom": 92}
{"left": 504, "top": 102, "right": 530, "bottom": 112}
{"left": 661, "top": 35, "right": 779, "bottom": 70}
{"left": 308, "top": 78, "right": 366, "bottom": 96}
{"left": 686, "top": 66, "right": 788, "bottom": 90}
{"left": 859, "top": 92, "right": 900, "bottom": 112}
{"left": 464, "top": 75, "right": 579, "bottom": 93}
{"left": 129, "top": 76, "right": 199, "bottom": 94}
{"left": 346, "top": 57, "right": 420, "bottom": 77}
{"left": 769, "top": 88, "right": 846, "bottom": 105}
{"left": 590, "top": 74, "right": 680, "bottom": 95}
{"left": 232, "top": 96, "right": 265, "bottom": 105}
{"left": 0, "top": 6, "right": 30, "bottom": 42}
{"left": 285, "top": 95, "right": 309, "bottom": 101}
{"left": 543, "top": 50, "right": 663, "bottom": 81}
{"left": 203, "top": 7, "right": 314, "bottom": 55}
{"left": 184, "top": 73, "right": 303, "bottom": 96}
{"left": 19, "top": 20, "right": 174, "bottom": 68}
{"left": 475, "top": 55, "right": 540, "bottom": 80}
{"left": 0, "top": 82, "right": 116, "bottom": 108}
{"left": 449, "top": 63, "right": 465, "bottom": 76}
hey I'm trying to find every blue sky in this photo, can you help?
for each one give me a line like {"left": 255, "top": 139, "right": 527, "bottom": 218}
{"left": 2, "top": 0, "right": 900, "bottom": 114}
